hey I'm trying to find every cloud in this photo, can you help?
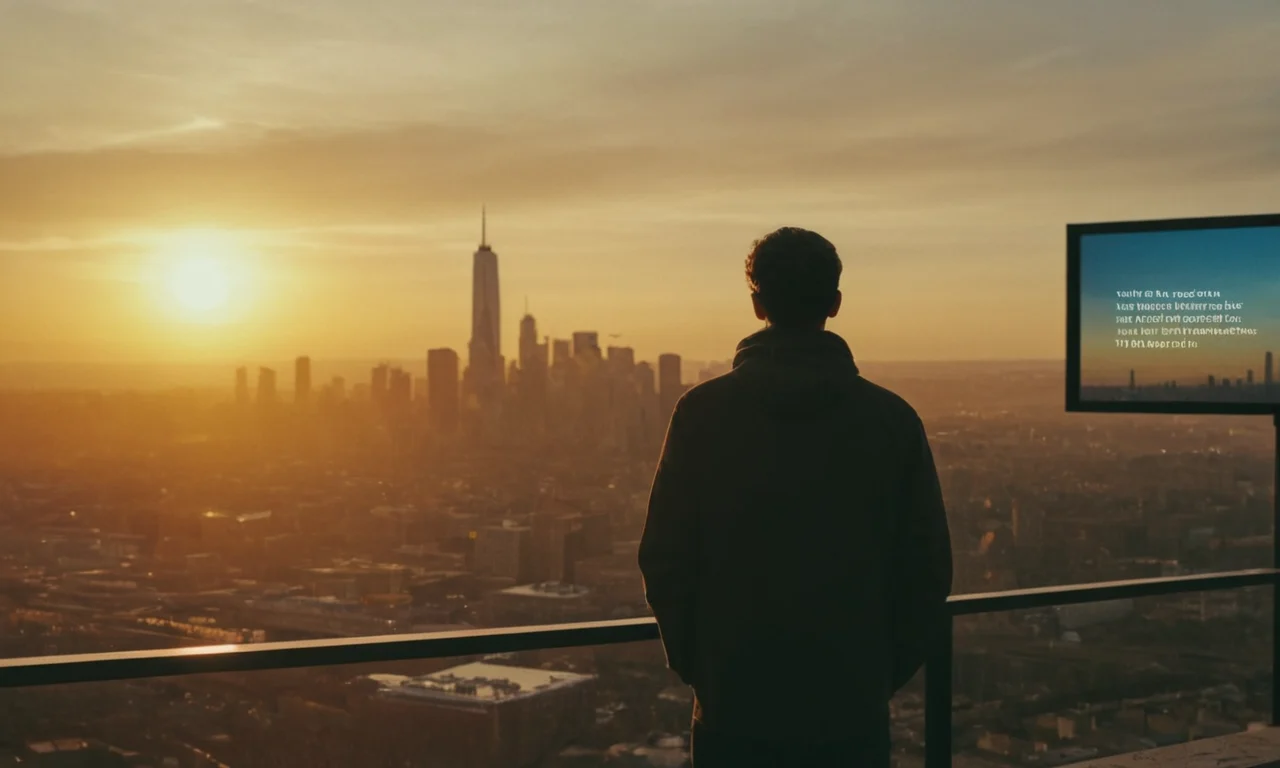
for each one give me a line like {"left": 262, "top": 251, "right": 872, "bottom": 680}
{"left": 1, "top": 1, "right": 1278, "bottom": 247}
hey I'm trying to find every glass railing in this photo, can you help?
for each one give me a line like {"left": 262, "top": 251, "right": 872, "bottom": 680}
{"left": 3, "top": 569, "right": 1276, "bottom": 767}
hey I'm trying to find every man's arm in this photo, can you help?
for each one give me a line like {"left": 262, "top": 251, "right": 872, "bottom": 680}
{"left": 638, "top": 400, "right": 699, "bottom": 686}
{"left": 890, "top": 415, "right": 954, "bottom": 692}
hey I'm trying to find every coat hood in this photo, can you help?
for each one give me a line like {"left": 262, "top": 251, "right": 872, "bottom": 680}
{"left": 731, "top": 327, "right": 861, "bottom": 418}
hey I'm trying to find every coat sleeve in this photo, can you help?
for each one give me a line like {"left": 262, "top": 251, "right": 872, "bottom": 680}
{"left": 890, "top": 415, "right": 954, "bottom": 693}
{"left": 638, "top": 399, "right": 700, "bottom": 685}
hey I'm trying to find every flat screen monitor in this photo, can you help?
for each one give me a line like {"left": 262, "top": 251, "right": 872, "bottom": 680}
{"left": 1067, "top": 212, "right": 1280, "bottom": 414}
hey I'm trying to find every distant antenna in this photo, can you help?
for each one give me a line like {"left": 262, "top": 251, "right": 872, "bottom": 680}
{"left": 481, "top": 205, "right": 487, "bottom": 247}
{"left": 525, "top": 296, "right": 529, "bottom": 315}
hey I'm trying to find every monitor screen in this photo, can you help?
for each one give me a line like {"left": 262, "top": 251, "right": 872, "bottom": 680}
{"left": 1067, "top": 213, "right": 1280, "bottom": 414}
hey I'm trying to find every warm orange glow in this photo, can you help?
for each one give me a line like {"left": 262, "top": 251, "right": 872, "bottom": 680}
{"left": 157, "top": 230, "right": 244, "bottom": 322}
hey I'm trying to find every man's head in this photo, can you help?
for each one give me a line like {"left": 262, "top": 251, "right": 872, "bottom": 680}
{"left": 745, "top": 227, "right": 843, "bottom": 330}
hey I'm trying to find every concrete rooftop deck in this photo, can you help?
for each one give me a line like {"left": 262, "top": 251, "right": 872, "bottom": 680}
{"left": 1073, "top": 727, "right": 1280, "bottom": 768}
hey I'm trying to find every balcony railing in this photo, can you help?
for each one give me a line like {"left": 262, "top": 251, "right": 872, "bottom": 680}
{"left": 2, "top": 567, "right": 1277, "bottom": 767}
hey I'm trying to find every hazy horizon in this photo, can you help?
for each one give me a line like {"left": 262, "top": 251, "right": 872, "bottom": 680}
{"left": 0, "top": 356, "right": 1064, "bottom": 392}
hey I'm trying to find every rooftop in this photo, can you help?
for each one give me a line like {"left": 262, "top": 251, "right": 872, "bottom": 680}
{"left": 498, "top": 581, "right": 591, "bottom": 599}
{"left": 302, "top": 562, "right": 407, "bottom": 576}
{"left": 1070, "top": 726, "right": 1280, "bottom": 768}
{"left": 365, "top": 661, "right": 593, "bottom": 705}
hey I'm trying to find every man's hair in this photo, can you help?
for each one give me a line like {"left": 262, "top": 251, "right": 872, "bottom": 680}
{"left": 745, "top": 227, "right": 843, "bottom": 328}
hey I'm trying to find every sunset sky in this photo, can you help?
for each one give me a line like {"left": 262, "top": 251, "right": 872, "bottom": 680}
{"left": 2, "top": 0, "right": 1278, "bottom": 371}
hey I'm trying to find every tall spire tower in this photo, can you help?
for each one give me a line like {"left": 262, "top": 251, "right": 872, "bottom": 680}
{"left": 469, "top": 206, "right": 502, "bottom": 407}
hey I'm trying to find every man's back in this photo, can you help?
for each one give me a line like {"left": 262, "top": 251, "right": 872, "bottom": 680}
{"left": 638, "top": 326, "right": 953, "bottom": 747}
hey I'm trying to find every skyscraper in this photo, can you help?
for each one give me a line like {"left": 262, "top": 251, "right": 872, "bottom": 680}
{"left": 658, "top": 353, "right": 683, "bottom": 419}
{"left": 371, "top": 363, "right": 390, "bottom": 406}
{"left": 519, "top": 311, "right": 548, "bottom": 427}
{"left": 388, "top": 367, "right": 412, "bottom": 412}
{"left": 257, "top": 367, "right": 277, "bottom": 406}
{"left": 428, "top": 348, "right": 461, "bottom": 436}
{"left": 295, "top": 356, "right": 312, "bottom": 405}
{"left": 519, "top": 312, "right": 540, "bottom": 371}
{"left": 572, "top": 332, "right": 600, "bottom": 362}
{"left": 469, "top": 208, "right": 502, "bottom": 400}
{"left": 1267, "top": 351, "right": 1273, "bottom": 388}
{"left": 607, "top": 346, "right": 635, "bottom": 374}
{"left": 634, "top": 361, "right": 661, "bottom": 454}
{"left": 551, "top": 340, "right": 572, "bottom": 368}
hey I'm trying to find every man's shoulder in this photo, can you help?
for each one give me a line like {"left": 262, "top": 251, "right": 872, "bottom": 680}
{"left": 683, "top": 371, "right": 733, "bottom": 396}
{"left": 677, "top": 368, "right": 921, "bottom": 423}
{"left": 849, "top": 376, "right": 921, "bottom": 423}
{"left": 673, "top": 369, "right": 743, "bottom": 410}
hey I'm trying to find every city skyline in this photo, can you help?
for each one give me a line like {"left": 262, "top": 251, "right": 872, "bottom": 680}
{"left": 3, "top": 3, "right": 1280, "bottom": 366}
{"left": 0, "top": 205, "right": 1070, "bottom": 393}
{"left": 1084, "top": 348, "right": 1280, "bottom": 405}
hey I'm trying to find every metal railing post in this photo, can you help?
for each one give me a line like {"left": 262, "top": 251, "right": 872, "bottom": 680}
{"left": 925, "top": 614, "right": 954, "bottom": 768}
{"left": 1272, "top": 412, "right": 1280, "bottom": 726}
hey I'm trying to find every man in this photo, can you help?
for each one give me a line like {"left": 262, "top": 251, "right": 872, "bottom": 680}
{"left": 638, "top": 227, "right": 953, "bottom": 767}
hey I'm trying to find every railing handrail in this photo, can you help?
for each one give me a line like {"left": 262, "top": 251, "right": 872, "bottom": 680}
{"left": 1, "top": 568, "right": 1276, "bottom": 689}
{"left": 948, "top": 567, "right": 1279, "bottom": 615}
{"left": 0, "top": 617, "right": 661, "bottom": 688}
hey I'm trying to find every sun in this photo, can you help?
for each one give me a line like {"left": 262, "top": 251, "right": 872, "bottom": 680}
{"left": 159, "top": 230, "right": 240, "bottom": 319}
{"left": 168, "top": 256, "right": 230, "bottom": 313}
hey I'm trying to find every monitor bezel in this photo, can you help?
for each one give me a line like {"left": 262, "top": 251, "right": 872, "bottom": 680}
{"left": 1066, "top": 212, "right": 1280, "bottom": 415}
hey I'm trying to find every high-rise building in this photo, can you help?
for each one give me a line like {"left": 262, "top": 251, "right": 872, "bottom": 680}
{"left": 633, "top": 362, "right": 662, "bottom": 455}
{"left": 636, "top": 362, "right": 656, "bottom": 396}
{"left": 427, "top": 348, "right": 460, "bottom": 436}
{"left": 519, "top": 312, "right": 548, "bottom": 428}
{"left": 519, "top": 313, "right": 540, "bottom": 371}
{"left": 551, "top": 339, "right": 572, "bottom": 368}
{"left": 469, "top": 208, "right": 502, "bottom": 401}
{"left": 605, "top": 347, "right": 638, "bottom": 450}
{"left": 572, "top": 332, "right": 600, "bottom": 362}
{"left": 1267, "top": 352, "right": 1274, "bottom": 387}
{"left": 388, "top": 367, "right": 412, "bottom": 411}
{"left": 532, "top": 510, "right": 583, "bottom": 583}
{"left": 235, "top": 366, "right": 250, "bottom": 406}
{"left": 606, "top": 346, "right": 635, "bottom": 373}
{"left": 1128, "top": 369, "right": 1135, "bottom": 390}
{"left": 257, "top": 367, "right": 277, "bottom": 405}
{"left": 579, "top": 512, "right": 613, "bottom": 560}
{"left": 474, "top": 523, "right": 534, "bottom": 582}
{"left": 658, "top": 353, "right": 683, "bottom": 419}
{"left": 371, "top": 363, "right": 390, "bottom": 405}
{"left": 295, "top": 356, "right": 312, "bottom": 404}
{"left": 350, "top": 662, "right": 595, "bottom": 768}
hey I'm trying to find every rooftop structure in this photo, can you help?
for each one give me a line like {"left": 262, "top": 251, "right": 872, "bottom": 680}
{"left": 498, "top": 581, "right": 590, "bottom": 599}
{"left": 365, "top": 661, "right": 593, "bottom": 707}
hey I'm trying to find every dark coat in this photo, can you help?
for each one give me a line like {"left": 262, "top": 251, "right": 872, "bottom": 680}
{"left": 638, "top": 326, "right": 953, "bottom": 741}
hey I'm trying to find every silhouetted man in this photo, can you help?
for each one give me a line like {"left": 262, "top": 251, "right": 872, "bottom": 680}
{"left": 639, "top": 228, "right": 953, "bottom": 767}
